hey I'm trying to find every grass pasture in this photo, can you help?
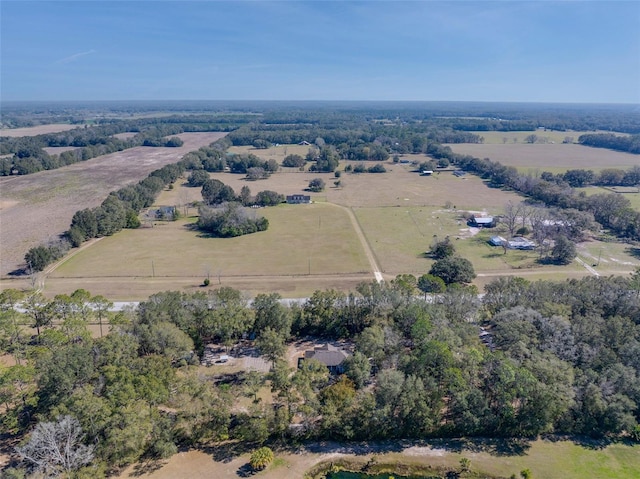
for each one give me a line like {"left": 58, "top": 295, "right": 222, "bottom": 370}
{"left": 229, "top": 143, "right": 313, "bottom": 163}
{"left": 447, "top": 143, "right": 640, "bottom": 174}
{"left": 48, "top": 203, "right": 371, "bottom": 298}
{"left": 354, "top": 206, "right": 588, "bottom": 278}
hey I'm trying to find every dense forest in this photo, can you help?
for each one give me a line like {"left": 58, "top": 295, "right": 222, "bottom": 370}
{"left": 2, "top": 274, "right": 640, "bottom": 477}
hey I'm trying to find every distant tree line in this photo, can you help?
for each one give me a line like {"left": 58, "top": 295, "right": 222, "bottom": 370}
{"left": 578, "top": 133, "right": 640, "bottom": 154}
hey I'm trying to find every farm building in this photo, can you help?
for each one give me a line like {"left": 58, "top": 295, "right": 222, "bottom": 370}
{"left": 298, "top": 140, "right": 311, "bottom": 145}
{"left": 468, "top": 215, "right": 495, "bottom": 228}
{"left": 507, "top": 237, "right": 536, "bottom": 250}
{"left": 287, "top": 194, "right": 311, "bottom": 204}
{"left": 489, "top": 236, "right": 507, "bottom": 246}
{"left": 421, "top": 170, "right": 434, "bottom": 176}
{"left": 298, "top": 344, "right": 349, "bottom": 374}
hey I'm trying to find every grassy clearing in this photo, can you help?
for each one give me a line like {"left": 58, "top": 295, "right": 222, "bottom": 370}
{"left": 0, "top": 123, "right": 79, "bottom": 137}
{"left": 50, "top": 203, "right": 370, "bottom": 287}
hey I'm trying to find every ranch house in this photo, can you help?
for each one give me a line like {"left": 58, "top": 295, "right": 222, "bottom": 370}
{"left": 468, "top": 215, "right": 495, "bottom": 228}
{"left": 298, "top": 344, "right": 349, "bottom": 374}
{"left": 287, "top": 194, "right": 311, "bottom": 204}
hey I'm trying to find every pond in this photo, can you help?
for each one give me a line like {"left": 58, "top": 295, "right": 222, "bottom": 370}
{"left": 325, "top": 472, "right": 441, "bottom": 479}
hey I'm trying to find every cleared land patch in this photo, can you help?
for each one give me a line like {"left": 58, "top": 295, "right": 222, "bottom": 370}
{"left": 447, "top": 143, "right": 640, "bottom": 173}
{"left": 353, "top": 206, "right": 593, "bottom": 280}
{"left": 0, "top": 132, "right": 226, "bottom": 276}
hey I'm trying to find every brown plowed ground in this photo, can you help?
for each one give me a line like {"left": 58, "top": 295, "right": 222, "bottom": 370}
{"left": 0, "top": 132, "right": 226, "bottom": 276}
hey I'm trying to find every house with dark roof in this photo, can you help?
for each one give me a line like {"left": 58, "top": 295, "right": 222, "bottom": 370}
{"left": 468, "top": 214, "right": 495, "bottom": 228}
{"left": 298, "top": 344, "right": 349, "bottom": 374}
{"left": 286, "top": 194, "right": 311, "bottom": 204}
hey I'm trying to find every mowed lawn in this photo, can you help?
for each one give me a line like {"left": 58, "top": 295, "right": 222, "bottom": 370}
{"left": 51, "top": 203, "right": 370, "bottom": 278}
{"left": 447, "top": 143, "right": 639, "bottom": 174}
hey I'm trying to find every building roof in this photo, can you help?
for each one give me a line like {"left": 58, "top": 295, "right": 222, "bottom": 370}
{"left": 304, "top": 344, "right": 349, "bottom": 367}
{"left": 489, "top": 236, "right": 506, "bottom": 246}
{"left": 473, "top": 216, "right": 494, "bottom": 224}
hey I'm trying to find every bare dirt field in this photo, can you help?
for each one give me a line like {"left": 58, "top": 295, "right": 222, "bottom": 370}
{"left": 446, "top": 143, "right": 640, "bottom": 172}
{"left": 0, "top": 132, "right": 226, "bottom": 277}
{"left": 0, "top": 123, "right": 81, "bottom": 137}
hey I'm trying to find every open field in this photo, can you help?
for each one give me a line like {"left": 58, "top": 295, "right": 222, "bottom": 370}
{"left": 470, "top": 130, "right": 628, "bottom": 145}
{"left": 229, "top": 143, "right": 314, "bottom": 162}
{"left": 353, "top": 205, "right": 638, "bottom": 281}
{"left": 446, "top": 143, "right": 640, "bottom": 174}
{"left": 112, "top": 438, "right": 640, "bottom": 479}
{"left": 47, "top": 202, "right": 370, "bottom": 289}
{"left": 38, "top": 162, "right": 527, "bottom": 299}
{"left": 11, "top": 144, "right": 639, "bottom": 300}
{"left": 0, "top": 132, "right": 226, "bottom": 276}
{"left": 0, "top": 123, "right": 80, "bottom": 137}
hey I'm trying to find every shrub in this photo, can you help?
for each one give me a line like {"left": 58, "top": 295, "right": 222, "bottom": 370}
{"left": 249, "top": 446, "right": 274, "bottom": 471}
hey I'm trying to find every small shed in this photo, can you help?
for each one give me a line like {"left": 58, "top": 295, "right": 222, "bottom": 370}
{"left": 421, "top": 170, "right": 434, "bottom": 176}
{"left": 489, "top": 236, "right": 506, "bottom": 246}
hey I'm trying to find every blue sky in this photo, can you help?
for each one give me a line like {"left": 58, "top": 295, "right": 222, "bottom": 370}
{"left": 1, "top": 1, "right": 639, "bottom": 103}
